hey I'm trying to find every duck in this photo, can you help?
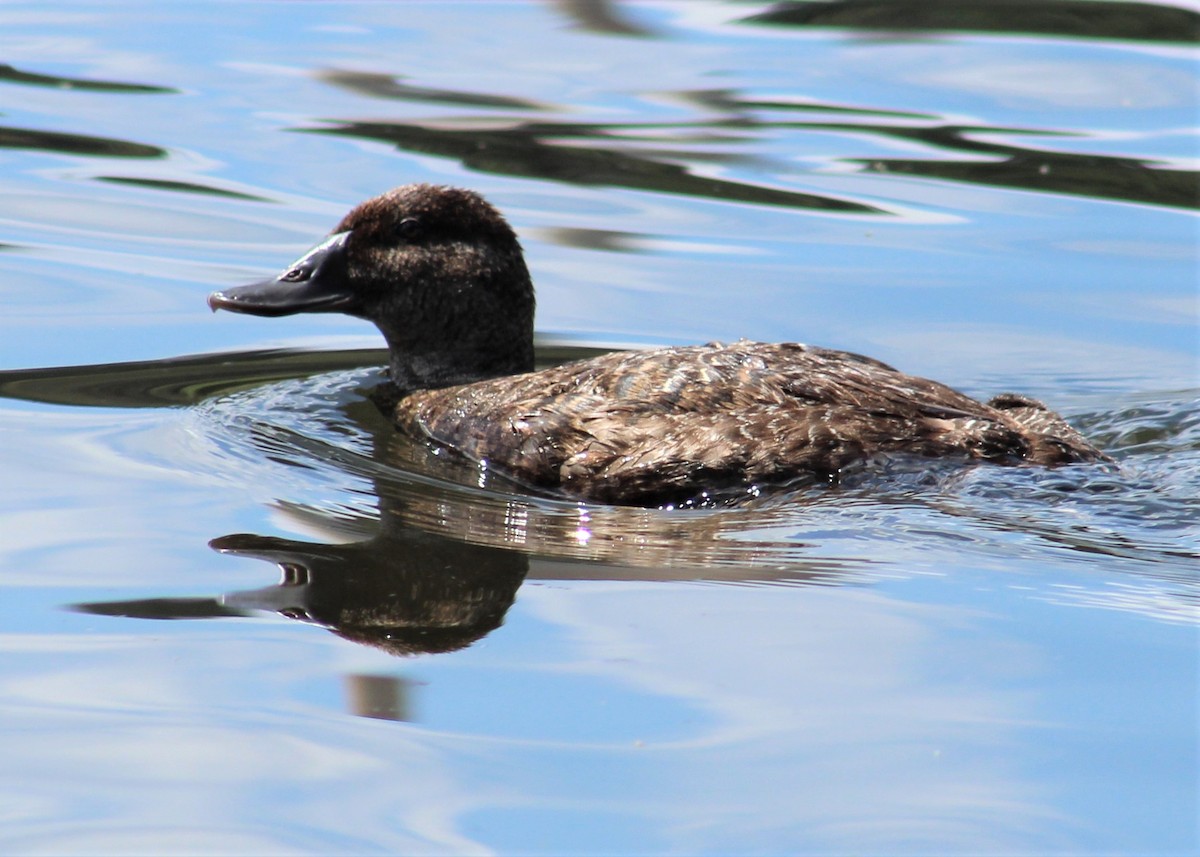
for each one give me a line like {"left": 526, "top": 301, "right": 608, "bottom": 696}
{"left": 208, "top": 183, "right": 1108, "bottom": 507}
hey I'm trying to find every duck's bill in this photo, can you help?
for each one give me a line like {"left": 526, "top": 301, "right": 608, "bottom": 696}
{"left": 207, "top": 231, "right": 355, "bottom": 317}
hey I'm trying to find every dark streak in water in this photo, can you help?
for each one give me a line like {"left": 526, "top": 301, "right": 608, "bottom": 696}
{"left": 96, "top": 176, "right": 271, "bottom": 201}
{"left": 319, "top": 69, "right": 547, "bottom": 111}
{"left": 0, "top": 349, "right": 387, "bottom": 409}
{"left": 822, "top": 122, "right": 1199, "bottom": 210}
{"left": 634, "top": 89, "right": 1198, "bottom": 210}
{"left": 744, "top": 0, "right": 1200, "bottom": 45}
{"left": 299, "top": 81, "right": 1194, "bottom": 211}
{"left": 538, "top": 226, "right": 649, "bottom": 253}
{"left": 0, "top": 62, "right": 177, "bottom": 94}
{"left": 0, "top": 125, "right": 166, "bottom": 158}
{"left": 861, "top": 152, "right": 1199, "bottom": 211}
{"left": 305, "top": 120, "right": 883, "bottom": 213}
{"left": 681, "top": 88, "right": 938, "bottom": 121}
{"left": 0, "top": 342, "right": 614, "bottom": 410}
{"left": 550, "top": 0, "right": 657, "bottom": 36}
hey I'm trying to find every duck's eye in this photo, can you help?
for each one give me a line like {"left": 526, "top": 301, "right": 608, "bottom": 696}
{"left": 396, "top": 217, "right": 422, "bottom": 241}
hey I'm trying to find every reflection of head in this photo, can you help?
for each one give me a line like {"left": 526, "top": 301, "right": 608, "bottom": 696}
{"left": 212, "top": 529, "right": 529, "bottom": 657}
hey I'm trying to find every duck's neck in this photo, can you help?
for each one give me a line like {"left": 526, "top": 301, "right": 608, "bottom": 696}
{"left": 385, "top": 339, "right": 535, "bottom": 394}
{"left": 370, "top": 258, "right": 537, "bottom": 394}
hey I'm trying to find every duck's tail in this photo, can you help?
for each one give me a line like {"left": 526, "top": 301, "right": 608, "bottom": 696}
{"left": 986, "top": 393, "right": 1111, "bottom": 465}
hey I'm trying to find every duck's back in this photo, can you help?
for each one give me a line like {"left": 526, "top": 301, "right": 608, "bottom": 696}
{"left": 394, "top": 341, "right": 1104, "bottom": 505}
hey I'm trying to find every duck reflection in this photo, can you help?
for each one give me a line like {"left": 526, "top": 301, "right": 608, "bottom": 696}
{"left": 208, "top": 525, "right": 528, "bottom": 657}
{"left": 70, "top": 357, "right": 854, "bottom": 664}
{"left": 74, "top": 485, "right": 848, "bottom": 677}
{"left": 71, "top": 498, "right": 530, "bottom": 659}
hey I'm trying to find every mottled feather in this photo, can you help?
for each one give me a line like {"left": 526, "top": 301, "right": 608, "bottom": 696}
{"left": 396, "top": 341, "right": 1106, "bottom": 505}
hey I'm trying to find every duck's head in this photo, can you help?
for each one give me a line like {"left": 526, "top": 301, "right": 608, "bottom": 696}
{"left": 209, "top": 184, "right": 536, "bottom": 391}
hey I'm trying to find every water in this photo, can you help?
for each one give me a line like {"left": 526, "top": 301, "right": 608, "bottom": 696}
{"left": 0, "top": 2, "right": 1197, "bottom": 854}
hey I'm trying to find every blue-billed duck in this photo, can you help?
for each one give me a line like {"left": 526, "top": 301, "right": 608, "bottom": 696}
{"left": 208, "top": 184, "right": 1107, "bottom": 506}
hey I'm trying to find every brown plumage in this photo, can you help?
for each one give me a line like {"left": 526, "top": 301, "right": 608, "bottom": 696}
{"left": 208, "top": 184, "right": 1109, "bottom": 507}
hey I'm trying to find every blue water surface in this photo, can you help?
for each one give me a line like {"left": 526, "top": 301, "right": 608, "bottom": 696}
{"left": 0, "top": 2, "right": 1196, "bottom": 855}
